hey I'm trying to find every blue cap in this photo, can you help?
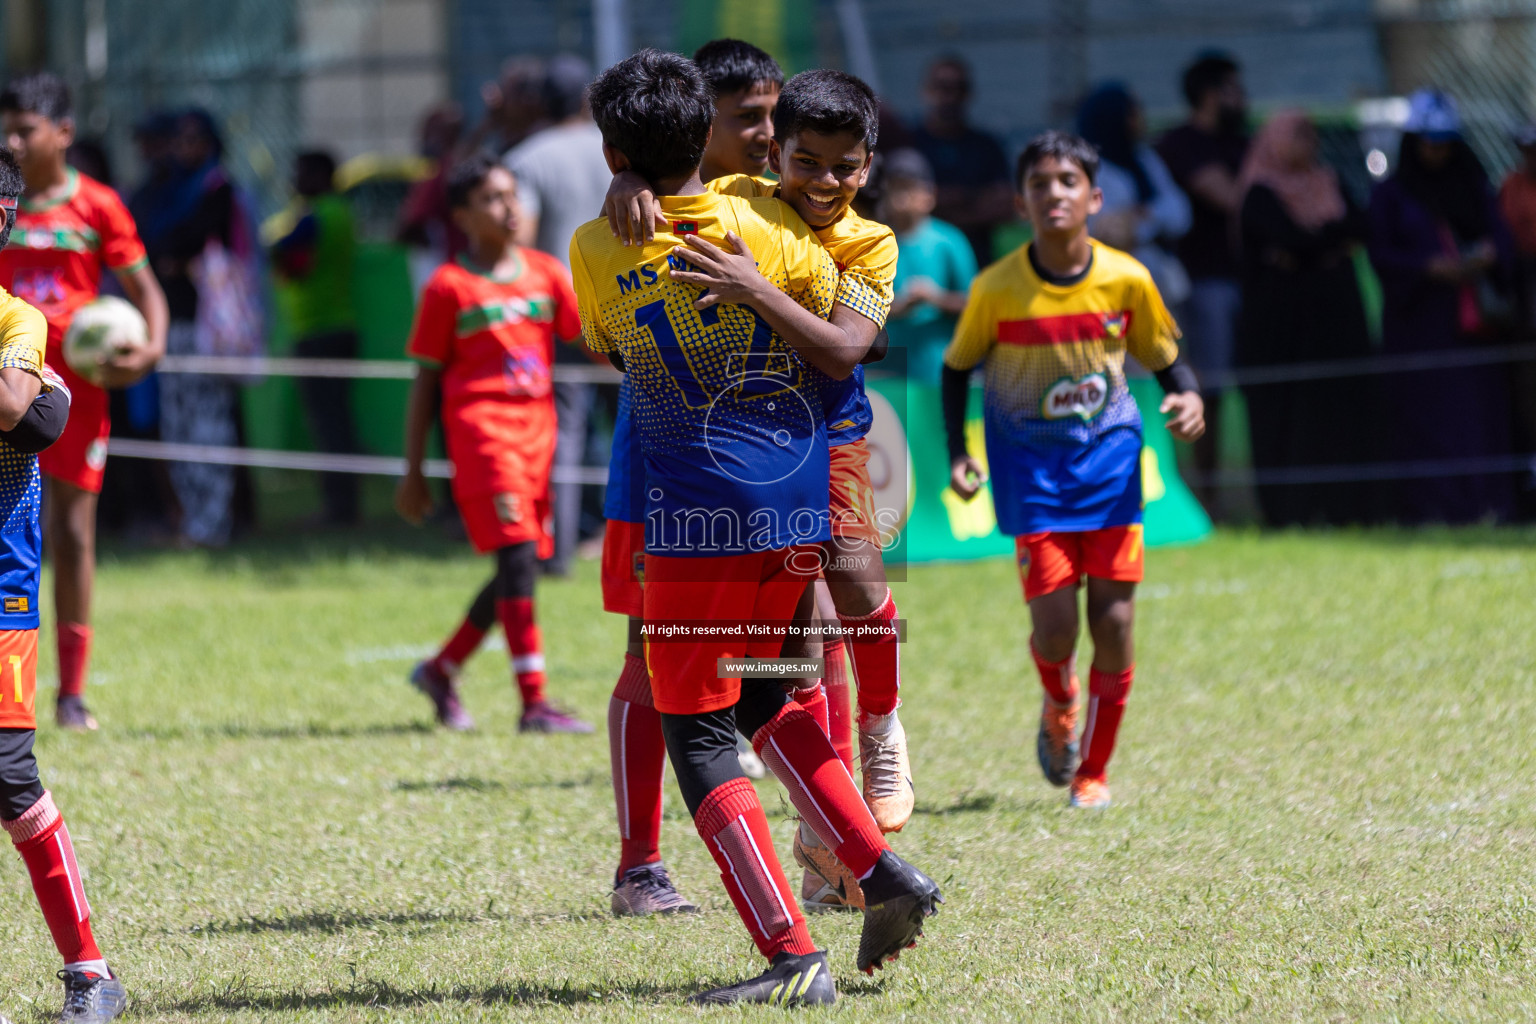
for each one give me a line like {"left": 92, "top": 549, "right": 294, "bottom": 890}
{"left": 1402, "top": 89, "right": 1461, "bottom": 142}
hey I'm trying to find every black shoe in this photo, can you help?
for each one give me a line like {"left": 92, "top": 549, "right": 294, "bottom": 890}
{"left": 856, "top": 850, "right": 942, "bottom": 974}
{"left": 690, "top": 951, "right": 836, "bottom": 1006}
{"left": 58, "top": 968, "right": 126, "bottom": 1023}
{"left": 55, "top": 696, "right": 98, "bottom": 732}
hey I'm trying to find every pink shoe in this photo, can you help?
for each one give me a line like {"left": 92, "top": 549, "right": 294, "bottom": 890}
{"left": 409, "top": 661, "right": 475, "bottom": 731}
{"left": 518, "top": 700, "right": 594, "bottom": 734}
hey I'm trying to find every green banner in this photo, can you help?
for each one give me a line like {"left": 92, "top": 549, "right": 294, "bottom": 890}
{"left": 866, "top": 376, "right": 1211, "bottom": 565}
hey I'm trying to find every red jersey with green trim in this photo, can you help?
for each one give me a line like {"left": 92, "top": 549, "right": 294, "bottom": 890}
{"left": 0, "top": 169, "right": 147, "bottom": 347}
{"left": 406, "top": 250, "right": 580, "bottom": 497}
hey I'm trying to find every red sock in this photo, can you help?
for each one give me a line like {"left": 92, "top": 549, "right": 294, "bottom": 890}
{"left": 496, "top": 598, "right": 546, "bottom": 706}
{"left": 839, "top": 591, "right": 900, "bottom": 718}
{"left": 434, "top": 617, "right": 487, "bottom": 675}
{"left": 1078, "top": 666, "right": 1134, "bottom": 782}
{"left": 1030, "top": 639, "right": 1078, "bottom": 706}
{"left": 752, "top": 704, "right": 887, "bottom": 877}
{"left": 792, "top": 683, "right": 829, "bottom": 736}
{"left": 822, "top": 640, "right": 855, "bottom": 772}
{"left": 695, "top": 777, "right": 816, "bottom": 959}
{"left": 57, "top": 623, "right": 91, "bottom": 699}
{"left": 3, "top": 793, "right": 101, "bottom": 964}
{"left": 608, "top": 654, "right": 664, "bottom": 877}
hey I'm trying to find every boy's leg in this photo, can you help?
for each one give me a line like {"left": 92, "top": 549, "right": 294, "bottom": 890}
{"left": 810, "top": 582, "right": 854, "bottom": 772}
{"left": 410, "top": 578, "right": 495, "bottom": 730}
{"left": 44, "top": 478, "right": 98, "bottom": 732}
{"left": 1021, "top": 533, "right": 1085, "bottom": 787}
{"left": 496, "top": 542, "right": 591, "bottom": 732}
{"left": 1071, "top": 525, "right": 1144, "bottom": 809}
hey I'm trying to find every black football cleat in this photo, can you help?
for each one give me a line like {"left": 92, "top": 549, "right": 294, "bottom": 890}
{"left": 856, "top": 850, "right": 942, "bottom": 974}
{"left": 690, "top": 951, "right": 836, "bottom": 1007}
{"left": 58, "top": 968, "right": 127, "bottom": 1023}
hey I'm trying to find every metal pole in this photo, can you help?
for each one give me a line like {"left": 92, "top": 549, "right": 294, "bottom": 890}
{"left": 593, "top": 0, "right": 631, "bottom": 71}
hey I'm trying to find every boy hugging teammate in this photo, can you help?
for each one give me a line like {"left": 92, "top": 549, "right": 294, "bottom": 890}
{"left": 571, "top": 50, "right": 939, "bottom": 1006}
{"left": 397, "top": 156, "right": 592, "bottom": 735}
{"left": 0, "top": 148, "right": 127, "bottom": 1023}
{"left": 942, "top": 132, "right": 1205, "bottom": 809}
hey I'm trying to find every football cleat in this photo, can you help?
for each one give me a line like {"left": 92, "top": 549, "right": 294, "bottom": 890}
{"left": 1069, "top": 775, "right": 1112, "bottom": 810}
{"left": 859, "top": 711, "right": 915, "bottom": 832}
{"left": 856, "top": 849, "right": 941, "bottom": 974}
{"left": 518, "top": 701, "right": 594, "bottom": 734}
{"left": 793, "top": 823, "right": 864, "bottom": 911}
{"left": 57, "top": 968, "right": 126, "bottom": 1023}
{"left": 55, "top": 696, "right": 98, "bottom": 733}
{"left": 690, "top": 950, "right": 836, "bottom": 1006}
{"left": 409, "top": 661, "right": 474, "bottom": 731}
{"left": 611, "top": 861, "right": 698, "bottom": 917}
{"left": 800, "top": 867, "right": 857, "bottom": 914}
{"left": 1036, "top": 694, "right": 1080, "bottom": 787}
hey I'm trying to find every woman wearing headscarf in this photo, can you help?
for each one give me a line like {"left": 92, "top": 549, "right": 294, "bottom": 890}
{"left": 1077, "top": 82, "right": 1192, "bottom": 307}
{"left": 1236, "top": 110, "right": 1374, "bottom": 525}
{"left": 1368, "top": 90, "right": 1516, "bottom": 524}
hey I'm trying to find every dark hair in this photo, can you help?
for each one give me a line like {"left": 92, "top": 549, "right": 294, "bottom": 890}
{"left": 1395, "top": 134, "right": 1492, "bottom": 243}
{"left": 1075, "top": 82, "right": 1151, "bottom": 202}
{"left": 692, "top": 38, "right": 783, "bottom": 97}
{"left": 446, "top": 153, "right": 503, "bottom": 209}
{"left": 0, "top": 148, "right": 22, "bottom": 249}
{"left": 542, "top": 54, "right": 592, "bottom": 122}
{"left": 1017, "top": 131, "right": 1099, "bottom": 190}
{"left": 0, "top": 72, "right": 72, "bottom": 123}
{"left": 296, "top": 150, "right": 337, "bottom": 183}
{"left": 588, "top": 49, "right": 714, "bottom": 185}
{"left": 882, "top": 148, "right": 934, "bottom": 188}
{"left": 1181, "top": 52, "right": 1240, "bottom": 109}
{"left": 179, "top": 107, "right": 224, "bottom": 160}
{"left": 773, "top": 69, "right": 879, "bottom": 150}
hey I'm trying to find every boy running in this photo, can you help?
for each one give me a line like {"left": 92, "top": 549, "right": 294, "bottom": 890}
{"left": 0, "top": 146, "right": 127, "bottom": 1023}
{"left": 0, "top": 73, "right": 168, "bottom": 732}
{"left": 572, "top": 50, "right": 939, "bottom": 1005}
{"left": 397, "top": 156, "right": 592, "bottom": 735}
{"left": 942, "top": 132, "right": 1205, "bottom": 809}
{"left": 600, "top": 38, "right": 783, "bottom": 918}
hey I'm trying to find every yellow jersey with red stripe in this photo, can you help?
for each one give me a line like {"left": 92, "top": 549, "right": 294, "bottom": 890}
{"left": 707, "top": 173, "right": 896, "bottom": 445}
{"left": 570, "top": 189, "right": 839, "bottom": 555}
{"left": 944, "top": 240, "right": 1181, "bottom": 534}
{"left": 0, "top": 289, "right": 49, "bottom": 630}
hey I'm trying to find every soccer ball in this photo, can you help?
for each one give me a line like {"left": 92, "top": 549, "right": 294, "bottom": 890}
{"left": 63, "top": 295, "right": 148, "bottom": 386}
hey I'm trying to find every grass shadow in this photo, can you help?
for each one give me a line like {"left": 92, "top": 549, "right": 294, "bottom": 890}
{"left": 123, "top": 720, "right": 436, "bottom": 742}
{"left": 148, "top": 976, "right": 699, "bottom": 1014}
{"left": 912, "top": 792, "right": 998, "bottom": 816}
{"left": 394, "top": 776, "right": 507, "bottom": 793}
{"left": 188, "top": 908, "right": 490, "bottom": 936}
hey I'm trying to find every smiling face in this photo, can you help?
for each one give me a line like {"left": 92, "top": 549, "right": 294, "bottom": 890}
{"left": 703, "top": 82, "right": 779, "bottom": 179}
{"left": 771, "top": 128, "right": 872, "bottom": 229}
{"left": 452, "top": 166, "right": 520, "bottom": 249}
{"left": 1018, "top": 154, "right": 1101, "bottom": 241}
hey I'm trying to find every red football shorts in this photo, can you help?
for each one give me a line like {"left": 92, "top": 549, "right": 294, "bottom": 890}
{"left": 38, "top": 354, "right": 109, "bottom": 494}
{"left": 1015, "top": 524, "right": 1145, "bottom": 602}
{"left": 456, "top": 488, "right": 553, "bottom": 557}
{"left": 642, "top": 546, "right": 819, "bottom": 715}
{"left": 828, "top": 438, "right": 882, "bottom": 545}
{"left": 601, "top": 518, "right": 646, "bottom": 617}
{"left": 0, "top": 629, "right": 39, "bottom": 730}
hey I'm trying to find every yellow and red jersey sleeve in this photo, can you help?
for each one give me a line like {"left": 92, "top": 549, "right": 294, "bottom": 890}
{"left": 0, "top": 292, "right": 47, "bottom": 377}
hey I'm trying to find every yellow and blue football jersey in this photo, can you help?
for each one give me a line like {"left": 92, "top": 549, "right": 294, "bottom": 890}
{"left": 0, "top": 289, "right": 49, "bottom": 628}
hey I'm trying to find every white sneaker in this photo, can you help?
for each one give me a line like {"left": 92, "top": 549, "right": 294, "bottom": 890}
{"left": 859, "top": 710, "right": 915, "bottom": 833}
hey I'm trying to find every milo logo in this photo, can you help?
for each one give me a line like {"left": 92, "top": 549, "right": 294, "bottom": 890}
{"left": 1041, "top": 373, "right": 1109, "bottom": 421}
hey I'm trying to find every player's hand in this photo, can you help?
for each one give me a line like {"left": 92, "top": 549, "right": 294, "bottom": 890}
{"left": 1160, "top": 391, "right": 1206, "bottom": 442}
{"left": 603, "top": 170, "right": 669, "bottom": 246}
{"left": 668, "top": 233, "right": 765, "bottom": 308}
{"left": 99, "top": 346, "right": 160, "bottom": 390}
{"left": 949, "top": 454, "right": 987, "bottom": 500}
{"left": 395, "top": 470, "right": 434, "bottom": 525}
{"left": 904, "top": 277, "right": 941, "bottom": 305}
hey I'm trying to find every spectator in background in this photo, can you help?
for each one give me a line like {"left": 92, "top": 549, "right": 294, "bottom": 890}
{"left": 397, "top": 103, "right": 468, "bottom": 275}
{"left": 503, "top": 55, "right": 611, "bottom": 576}
{"left": 910, "top": 55, "right": 1013, "bottom": 266}
{"left": 878, "top": 149, "right": 976, "bottom": 386}
{"left": 1156, "top": 52, "right": 1250, "bottom": 517}
{"left": 143, "top": 109, "right": 251, "bottom": 547}
{"left": 1369, "top": 89, "right": 1516, "bottom": 524}
{"left": 1077, "top": 82, "right": 1191, "bottom": 307}
{"left": 1498, "top": 123, "right": 1536, "bottom": 509}
{"left": 1236, "top": 111, "right": 1374, "bottom": 526}
{"left": 270, "top": 151, "right": 362, "bottom": 526}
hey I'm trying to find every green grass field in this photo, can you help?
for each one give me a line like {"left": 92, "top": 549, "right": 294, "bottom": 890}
{"left": 2, "top": 526, "right": 1534, "bottom": 1022}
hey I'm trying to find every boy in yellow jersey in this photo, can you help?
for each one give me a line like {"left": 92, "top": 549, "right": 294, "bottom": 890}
{"left": 942, "top": 132, "right": 1206, "bottom": 810}
{"left": 0, "top": 148, "right": 127, "bottom": 1022}
{"left": 572, "top": 50, "right": 938, "bottom": 1005}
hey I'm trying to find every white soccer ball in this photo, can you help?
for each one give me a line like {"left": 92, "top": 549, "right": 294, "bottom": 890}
{"left": 63, "top": 295, "right": 148, "bottom": 386}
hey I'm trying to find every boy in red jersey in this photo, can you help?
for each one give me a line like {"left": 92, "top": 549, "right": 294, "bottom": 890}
{"left": 943, "top": 132, "right": 1205, "bottom": 809}
{"left": 396, "top": 156, "right": 592, "bottom": 735}
{"left": 0, "top": 147, "right": 127, "bottom": 1023}
{"left": 0, "top": 73, "right": 167, "bottom": 732}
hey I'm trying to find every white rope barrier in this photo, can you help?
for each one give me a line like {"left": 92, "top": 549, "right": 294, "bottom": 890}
{"left": 154, "top": 355, "right": 624, "bottom": 384}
